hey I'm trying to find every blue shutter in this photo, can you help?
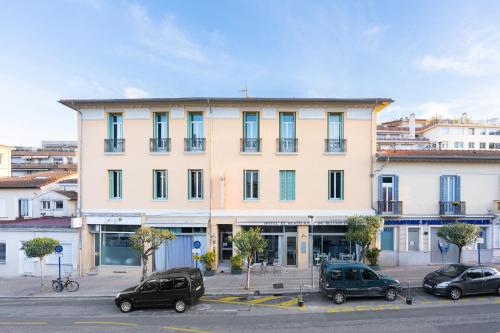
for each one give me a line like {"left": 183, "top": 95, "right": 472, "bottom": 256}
{"left": 454, "top": 176, "right": 461, "bottom": 201}
{"left": 439, "top": 175, "right": 445, "bottom": 202}
{"left": 288, "top": 171, "right": 295, "bottom": 200}
{"left": 377, "top": 176, "right": 383, "bottom": 201}
{"left": 393, "top": 175, "right": 399, "bottom": 201}
{"left": 107, "top": 114, "right": 112, "bottom": 139}
{"left": 280, "top": 171, "right": 286, "bottom": 200}
{"left": 109, "top": 171, "right": 114, "bottom": 198}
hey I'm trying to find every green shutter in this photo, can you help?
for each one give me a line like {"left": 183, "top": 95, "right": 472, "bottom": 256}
{"left": 280, "top": 171, "right": 286, "bottom": 200}
{"left": 200, "top": 170, "right": 203, "bottom": 199}
{"left": 288, "top": 171, "right": 295, "bottom": 200}
{"left": 340, "top": 170, "right": 344, "bottom": 200}
{"left": 108, "top": 170, "right": 114, "bottom": 198}
{"left": 107, "top": 114, "right": 112, "bottom": 139}
{"left": 117, "top": 171, "right": 122, "bottom": 198}
{"left": 153, "top": 170, "right": 157, "bottom": 199}
{"left": 188, "top": 170, "right": 192, "bottom": 199}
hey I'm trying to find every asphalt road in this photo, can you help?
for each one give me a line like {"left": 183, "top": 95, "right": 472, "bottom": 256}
{"left": 0, "top": 293, "right": 499, "bottom": 333}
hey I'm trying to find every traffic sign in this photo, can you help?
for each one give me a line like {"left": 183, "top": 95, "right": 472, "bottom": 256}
{"left": 193, "top": 255, "right": 201, "bottom": 260}
{"left": 193, "top": 240, "right": 201, "bottom": 249}
{"left": 477, "top": 237, "right": 485, "bottom": 244}
{"left": 55, "top": 245, "right": 63, "bottom": 253}
{"left": 192, "top": 248, "right": 201, "bottom": 254}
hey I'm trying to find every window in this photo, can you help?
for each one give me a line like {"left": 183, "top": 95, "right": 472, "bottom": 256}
{"left": 451, "top": 127, "right": 464, "bottom": 135}
{"left": 468, "top": 142, "right": 475, "bottom": 149}
{"left": 108, "top": 113, "right": 123, "bottom": 140}
{"left": 482, "top": 268, "right": 497, "bottom": 277}
{"left": 55, "top": 201, "right": 63, "bottom": 209}
{"left": 454, "top": 142, "right": 464, "bottom": 149}
{"left": 489, "top": 128, "right": 500, "bottom": 135}
{"left": 18, "top": 199, "right": 29, "bottom": 217}
{"left": 141, "top": 279, "right": 158, "bottom": 291}
{"left": 159, "top": 278, "right": 173, "bottom": 290}
{"left": 174, "top": 277, "right": 188, "bottom": 289}
{"left": 0, "top": 153, "right": 2, "bottom": 165}
{"left": 465, "top": 268, "right": 483, "bottom": 279}
{"left": 280, "top": 113, "right": 296, "bottom": 139}
{"left": 244, "top": 170, "right": 259, "bottom": 200}
{"left": 361, "top": 269, "right": 378, "bottom": 280}
{"left": 279, "top": 170, "right": 295, "bottom": 200}
{"left": 489, "top": 143, "right": 500, "bottom": 149}
{"left": 441, "top": 127, "right": 449, "bottom": 135}
{"left": 479, "top": 227, "right": 488, "bottom": 249}
{"left": 99, "top": 227, "right": 140, "bottom": 266}
{"left": 328, "top": 170, "right": 344, "bottom": 200}
{"left": 41, "top": 200, "right": 51, "bottom": 210}
{"left": 0, "top": 242, "right": 5, "bottom": 263}
{"left": 108, "top": 170, "right": 122, "bottom": 199}
{"left": 330, "top": 269, "right": 343, "bottom": 281}
{"left": 188, "top": 169, "right": 203, "bottom": 199}
{"left": 188, "top": 112, "right": 204, "bottom": 139}
{"left": 154, "top": 112, "right": 168, "bottom": 139}
{"left": 345, "top": 268, "right": 358, "bottom": 281}
{"left": 381, "top": 227, "right": 394, "bottom": 251}
{"left": 407, "top": 227, "right": 420, "bottom": 251}
{"left": 153, "top": 170, "right": 167, "bottom": 199}
{"left": 480, "top": 128, "right": 487, "bottom": 135}
{"left": 468, "top": 128, "right": 475, "bottom": 135}
{"left": 243, "top": 112, "right": 259, "bottom": 139}
{"left": 441, "top": 142, "right": 448, "bottom": 149}
{"left": 480, "top": 142, "right": 486, "bottom": 149}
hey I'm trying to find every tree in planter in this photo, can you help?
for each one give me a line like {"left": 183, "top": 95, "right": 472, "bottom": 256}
{"left": 200, "top": 250, "right": 216, "bottom": 274}
{"left": 345, "top": 215, "right": 383, "bottom": 263}
{"left": 22, "top": 237, "right": 59, "bottom": 290}
{"left": 130, "top": 226, "right": 175, "bottom": 281}
{"left": 437, "top": 223, "right": 479, "bottom": 263}
{"left": 230, "top": 228, "right": 268, "bottom": 289}
{"left": 230, "top": 254, "right": 243, "bottom": 274}
{"left": 365, "top": 248, "right": 381, "bottom": 266}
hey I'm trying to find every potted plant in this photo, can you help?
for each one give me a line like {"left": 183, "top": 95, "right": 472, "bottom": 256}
{"left": 230, "top": 254, "right": 243, "bottom": 275}
{"left": 365, "top": 247, "right": 381, "bottom": 270}
{"left": 200, "top": 250, "right": 216, "bottom": 277}
{"left": 452, "top": 201, "right": 461, "bottom": 206}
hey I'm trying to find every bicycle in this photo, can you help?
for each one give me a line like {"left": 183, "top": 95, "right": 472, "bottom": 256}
{"left": 52, "top": 276, "right": 79, "bottom": 292}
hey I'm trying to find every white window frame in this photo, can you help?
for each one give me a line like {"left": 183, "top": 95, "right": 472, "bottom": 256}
{"left": 244, "top": 170, "right": 259, "bottom": 200}
{"left": 41, "top": 200, "right": 51, "bottom": 210}
{"left": 328, "top": 170, "right": 344, "bottom": 200}
{"left": 406, "top": 226, "right": 422, "bottom": 252}
{"left": 153, "top": 170, "right": 168, "bottom": 200}
{"left": 54, "top": 201, "right": 64, "bottom": 210}
{"left": 188, "top": 169, "right": 203, "bottom": 200}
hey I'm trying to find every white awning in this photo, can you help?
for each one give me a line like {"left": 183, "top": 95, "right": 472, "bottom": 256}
{"left": 145, "top": 217, "right": 209, "bottom": 228}
{"left": 236, "top": 217, "right": 347, "bottom": 226}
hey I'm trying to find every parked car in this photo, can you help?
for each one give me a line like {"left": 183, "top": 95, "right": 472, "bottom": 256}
{"left": 423, "top": 264, "right": 500, "bottom": 300}
{"left": 319, "top": 261, "right": 402, "bottom": 304}
{"left": 115, "top": 267, "right": 205, "bottom": 313}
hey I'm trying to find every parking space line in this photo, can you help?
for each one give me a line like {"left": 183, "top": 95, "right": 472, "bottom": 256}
{"left": 247, "top": 296, "right": 283, "bottom": 304}
{"left": 438, "top": 300, "right": 452, "bottom": 304}
{"left": 419, "top": 301, "right": 433, "bottom": 304}
{"left": 216, "top": 296, "right": 242, "bottom": 302}
{"left": 201, "top": 297, "right": 306, "bottom": 311}
{"left": 74, "top": 321, "right": 137, "bottom": 326}
{"left": 476, "top": 298, "right": 488, "bottom": 301}
{"left": 163, "top": 326, "right": 212, "bottom": 333}
{"left": 327, "top": 304, "right": 399, "bottom": 313}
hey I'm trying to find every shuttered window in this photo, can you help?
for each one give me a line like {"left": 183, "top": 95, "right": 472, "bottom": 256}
{"left": 279, "top": 170, "right": 295, "bottom": 200}
{"left": 153, "top": 170, "right": 168, "bottom": 199}
{"left": 109, "top": 170, "right": 122, "bottom": 199}
{"left": 244, "top": 170, "right": 259, "bottom": 200}
{"left": 328, "top": 170, "right": 344, "bottom": 200}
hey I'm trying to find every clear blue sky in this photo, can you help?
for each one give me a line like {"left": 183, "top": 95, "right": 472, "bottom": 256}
{"left": 1, "top": 0, "right": 500, "bottom": 146}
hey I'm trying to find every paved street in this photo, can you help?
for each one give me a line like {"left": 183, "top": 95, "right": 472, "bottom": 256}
{"left": 0, "top": 291, "right": 499, "bottom": 332}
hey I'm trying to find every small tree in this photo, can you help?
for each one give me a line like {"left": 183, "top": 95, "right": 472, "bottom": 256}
{"left": 22, "top": 237, "right": 59, "bottom": 290}
{"left": 130, "top": 227, "right": 175, "bottom": 281}
{"left": 230, "top": 228, "right": 268, "bottom": 289}
{"left": 437, "top": 223, "right": 479, "bottom": 263}
{"left": 345, "top": 215, "right": 383, "bottom": 263}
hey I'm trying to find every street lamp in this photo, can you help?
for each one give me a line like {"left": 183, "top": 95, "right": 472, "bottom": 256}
{"left": 308, "top": 215, "right": 315, "bottom": 289}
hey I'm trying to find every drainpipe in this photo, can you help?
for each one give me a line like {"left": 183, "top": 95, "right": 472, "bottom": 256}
{"left": 71, "top": 101, "right": 83, "bottom": 276}
{"left": 207, "top": 98, "right": 214, "bottom": 254}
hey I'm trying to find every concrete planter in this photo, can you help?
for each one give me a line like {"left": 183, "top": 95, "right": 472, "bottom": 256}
{"left": 204, "top": 270, "right": 215, "bottom": 277}
{"left": 231, "top": 269, "right": 242, "bottom": 275}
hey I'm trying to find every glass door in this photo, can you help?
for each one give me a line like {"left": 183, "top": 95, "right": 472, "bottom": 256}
{"left": 382, "top": 176, "right": 394, "bottom": 213}
{"left": 285, "top": 235, "right": 297, "bottom": 266}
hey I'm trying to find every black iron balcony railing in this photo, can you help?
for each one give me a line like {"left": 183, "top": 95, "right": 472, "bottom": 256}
{"left": 184, "top": 138, "right": 206, "bottom": 152}
{"left": 439, "top": 201, "right": 466, "bottom": 216}
{"left": 377, "top": 201, "right": 403, "bottom": 215}
{"left": 240, "top": 138, "right": 261, "bottom": 153}
{"left": 104, "top": 139, "right": 125, "bottom": 153}
{"left": 150, "top": 138, "right": 171, "bottom": 152}
{"left": 325, "top": 139, "right": 347, "bottom": 153}
{"left": 277, "top": 138, "right": 298, "bottom": 153}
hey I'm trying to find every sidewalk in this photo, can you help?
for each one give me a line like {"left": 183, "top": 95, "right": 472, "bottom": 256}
{"left": 0, "top": 264, "right": 462, "bottom": 298}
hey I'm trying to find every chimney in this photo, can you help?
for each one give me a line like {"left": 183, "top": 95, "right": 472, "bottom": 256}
{"left": 409, "top": 113, "right": 416, "bottom": 139}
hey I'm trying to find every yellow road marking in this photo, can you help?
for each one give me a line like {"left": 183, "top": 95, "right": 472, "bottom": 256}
{"left": 420, "top": 301, "right": 433, "bottom": 304}
{"left": 202, "top": 298, "right": 306, "bottom": 311}
{"left": 458, "top": 299, "right": 469, "bottom": 303}
{"left": 327, "top": 304, "right": 399, "bottom": 313}
{"left": 216, "top": 296, "right": 242, "bottom": 302}
{"left": 439, "top": 300, "right": 451, "bottom": 304}
{"left": 275, "top": 298, "right": 299, "bottom": 307}
{"left": 476, "top": 298, "right": 488, "bottom": 301}
{"left": 0, "top": 322, "right": 47, "bottom": 325}
{"left": 74, "top": 321, "right": 137, "bottom": 326}
{"left": 247, "top": 296, "right": 282, "bottom": 304}
{"left": 163, "top": 326, "right": 212, "bottom": 333}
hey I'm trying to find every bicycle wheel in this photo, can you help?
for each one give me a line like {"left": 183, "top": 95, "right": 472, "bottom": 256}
{"left": 66, "top": 280, "right": 79, "bottom": 292}
{"left": 54, "top": 281, "right": 64, "bottom": 292}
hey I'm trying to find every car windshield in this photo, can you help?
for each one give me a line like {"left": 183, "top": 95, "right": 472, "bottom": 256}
{"left": 436, "top": 265, "right": 467, "bottom": 278}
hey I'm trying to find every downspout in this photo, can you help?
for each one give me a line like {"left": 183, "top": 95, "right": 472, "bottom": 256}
{"left": 207, "top": 98, "right": 214, "bottom": 254}
{"left": 71, "top": 101, "right": 83, "bottom": 276}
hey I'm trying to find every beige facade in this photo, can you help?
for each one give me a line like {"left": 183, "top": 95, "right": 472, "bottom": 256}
{"left": 61, "top": 97, "right": 391, "bottom": 274}
{"left": 0, "top": 145, "right": 12, "bottom": 178}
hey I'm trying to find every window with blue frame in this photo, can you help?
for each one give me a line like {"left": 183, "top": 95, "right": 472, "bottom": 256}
{"left": 108, "top": 113, "right": 123, "bottom": 140}
{"left": 280, "top": 170, "right": 295, "bottom": 200}
{"left": 109, "top": 170, "right": 122, "bottom": 199}
{"left": 381, "top": 227, "right": 394, "bottom": 251}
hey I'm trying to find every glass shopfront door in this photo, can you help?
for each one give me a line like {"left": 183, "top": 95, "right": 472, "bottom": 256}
{"left": 285, "top": 235, "right": 297, "bottom": 266}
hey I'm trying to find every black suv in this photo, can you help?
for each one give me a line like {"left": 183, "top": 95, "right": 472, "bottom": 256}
{"left": 115, "top": 267, "right": 205, "bottom": 313}
{"left": 423, "top": 264, "right": 500, "bottom": 300}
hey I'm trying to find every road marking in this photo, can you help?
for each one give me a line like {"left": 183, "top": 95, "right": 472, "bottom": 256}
{"left": 438, "top": 300, "right": 451, "bottom": 304}
{"left": 202, "top": 297, "right": 305, "bottom": 311}
{"left": 217, "top": 296, "right": 242, "bottom": 302}
{"left": 420, "top": 301, "right": 433, "bottom": 304}
{"left": 247, "top": 296, "right": 282, "bottom": 304}
{"left": 163, "top": 326, "right": 212, "bottom": 333}
{"left": 476, "top": 298, "right": 488, "bottom": 301}
{"left": 458, "top": 299, "right": 469, "bottom": 303}
{"left": 74, "top": 321, "right": 137, "bottom": 326}
{"left": 275, "top": 298, "right": 299, "bottom": 307}
{"left": 327, "top": 304, "right": 399, "bottom": 313}
{"left": 0, "top": 321, "right": 47, "bottom": 325}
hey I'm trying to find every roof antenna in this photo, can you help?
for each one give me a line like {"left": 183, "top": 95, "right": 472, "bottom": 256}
{"left": 239, "top": 84, "right": 249, "bottom": 98}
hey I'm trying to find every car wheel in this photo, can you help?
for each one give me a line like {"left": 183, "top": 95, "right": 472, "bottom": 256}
{"left": 449, "top": 287, "right": 462, "bottom": 300}
{"left": 174, "top": 299, "right": 187, "bottom": 313}
{"left": 385, "top": 288, "right": 397, "bottom": 302}
{"left": 119, "top": 300, "right": 133, "bottom": 313}
{"left": 333, "top": 291, "right": 346, "bottom": 305}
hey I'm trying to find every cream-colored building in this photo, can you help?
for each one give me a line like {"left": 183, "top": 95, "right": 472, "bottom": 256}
{"left": 60, "top": 97, "right": 392, "bottom": 274}
{"left": 374, "top": 150, "right": 500, "bottom": 265}
{"left": 0, "top": 144, "right": 12, "bottom": 178}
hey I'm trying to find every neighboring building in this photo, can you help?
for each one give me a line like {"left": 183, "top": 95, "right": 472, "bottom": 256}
{"left": 0, "top": 171, "right": 77, "bottom": 220}
{"left": 377, "top": 114, "right": 500, "bottom": 151}
{"left": 11, "top": 141, "right": 77, "bottom": 176}
{"left": 374, "top": 150, "right": 500, "bottom": 265}
{"left": 0, "top": 144, "right": 12, "bottom": 178}
{"left": 0, "top": 217, "right": 80, "bottom": 277}
{"left": 60, "top": 97, "right": 392, "bottom": 274}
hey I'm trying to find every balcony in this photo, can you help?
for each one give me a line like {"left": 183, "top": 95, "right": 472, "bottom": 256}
{"left": 325, "top": 139, "right": 347, "bottom": 153}
{"left": 150, "top": 138, "right": 171, "bottom": 153}
{"left": 184, "top": 138, "right": 206, "bottom": 152}
{"left": 104, "top": 139, "right": 125, "bottom": 153}
{"left": 240, "top": 138, "right": 261, "bottom": 153}
{"left": 277, "top": 138, "right": 298, "bottom": 153}
{"left": 439, "top": 201, "right": 466, "bottom": 216}
{"left": 377, "top": 201, "right": 403, "bottom": 216}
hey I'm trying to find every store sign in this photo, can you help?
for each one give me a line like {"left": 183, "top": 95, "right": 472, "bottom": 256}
{"left": 86, "top": 215, "right": 142, "bottom": 225}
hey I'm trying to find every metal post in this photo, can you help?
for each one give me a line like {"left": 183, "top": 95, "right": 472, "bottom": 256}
{"left": 477, "top": 243, "right": 481, "bottom": 266}
{"left": 308, "top": 215, "right": 314, "bottom": 289}
{"left": 58, "top": 256, "right": 61, "bottom": 281}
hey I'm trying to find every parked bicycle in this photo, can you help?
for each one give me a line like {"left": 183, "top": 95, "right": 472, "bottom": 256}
{"left": 52, "top": 276, "right": 79, "bottom": 292}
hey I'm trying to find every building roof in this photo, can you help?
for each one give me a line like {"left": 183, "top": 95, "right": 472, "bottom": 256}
{"left": 58, "top": 178, "right": 78, "bottom": 184}
{"left": 12, "top": 150, "right": 76, "bottom": 156}
{"left": 0, "top": 217, "right": 71, "bottom": 229}
{"left": 377, "top": 150, "right": 500, "bottom": 162}
{"left": 0, "top": 171, "right": 76, "bottom": 189}
{"left": 53, "top": 190, "right": 78, "bottom": 200}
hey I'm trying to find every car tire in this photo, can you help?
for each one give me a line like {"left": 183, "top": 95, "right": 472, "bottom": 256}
{"left": 174, "top": 299, "right": 187, "bottom": 313}
{"left": 385, "top": 288, "right": 397, "bottom": 302}
{"left": 449, "top": 287, "right": 462, "bottom": 300}
{"left": 119, "top": 300, "right": 133, "bottom": 313}
{"left": 333, "top": 291, "right": 346, "bottom": 305}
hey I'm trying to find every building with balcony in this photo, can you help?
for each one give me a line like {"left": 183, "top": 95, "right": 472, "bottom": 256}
{"left": 0, "top": 144, "right": 12, "bottom": 178}
{"left": 60, "top": 97, "right": 392, "bottom": 275}
{"left": 374, "top": 150, "right": 500, "bottom": 265}
{"left": 11, "top": 141, "right": 78, "bottom": 176}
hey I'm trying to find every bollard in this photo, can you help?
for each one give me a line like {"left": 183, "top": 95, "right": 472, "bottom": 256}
{"left": 298, "top": 284, "right": 305, "bottom": 307}
{"left": 406, "top": 281, "right": 413, "bottom": 305}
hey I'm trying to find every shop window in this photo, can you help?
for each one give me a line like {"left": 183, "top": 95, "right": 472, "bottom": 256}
{"left": 407, "top": 227, "right": 420, "bottom": 251}
{"left": 100, "top": 232, "right": 140, "bottom": 266}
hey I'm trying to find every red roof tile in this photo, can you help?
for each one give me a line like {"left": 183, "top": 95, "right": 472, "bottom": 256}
{"left": 377, "top": 150, "right": 500, "bottom": 162}
{"left": 0, "top": 171, "right": 76, "bottom": 188}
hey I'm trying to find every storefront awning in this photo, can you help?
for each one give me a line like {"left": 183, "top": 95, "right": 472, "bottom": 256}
{"left": 145, "top": 217, "right": 209, "bottom": 228}
{"left": 236, "top": 217, "right": 347, "bottom": 226}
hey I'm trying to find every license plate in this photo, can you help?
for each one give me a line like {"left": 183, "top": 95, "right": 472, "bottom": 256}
{"left": 423, "top": 283, "right": 433, "bottom": 289}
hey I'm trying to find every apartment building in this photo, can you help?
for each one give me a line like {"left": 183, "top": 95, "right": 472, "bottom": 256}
{"left": 11, "top": 141, "right": 78, "bottom": 176}
{"left": 374, "top": 150, "right": 500, "bottom": 265}
{"left": 377, "top": 114, "right": 500, "bottom": 151}
{"left": 0, "top": 144, "right": 12, "bottom": 177}
{"left": 60, "top": 97, "right": 392, "bottom": 274}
